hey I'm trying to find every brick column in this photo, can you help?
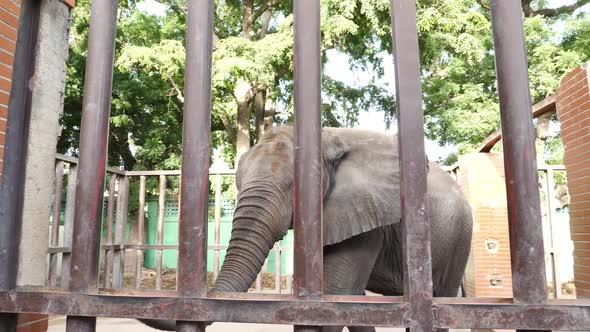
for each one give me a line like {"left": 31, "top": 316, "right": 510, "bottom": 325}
{"left": 0, "top": 0, "right": 21, "bottom": 181}
{"left": 457, "top": 153, "right": 513, "bottom": 298}
{"left": 555, "top": 62, "right": 590, "bottom": 298}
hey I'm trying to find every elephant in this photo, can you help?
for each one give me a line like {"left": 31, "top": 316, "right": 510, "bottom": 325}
{"left": 140, "top": 126, "right": 473, "bottom": 332}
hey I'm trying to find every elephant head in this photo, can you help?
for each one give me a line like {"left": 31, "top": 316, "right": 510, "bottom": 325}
{"left": 211, "top": 126, "right": 403, "bottom": 293}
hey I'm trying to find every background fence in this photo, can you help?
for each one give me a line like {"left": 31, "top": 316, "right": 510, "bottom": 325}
{"left": 47, "top": 154, "right": 294, "bottom": 294}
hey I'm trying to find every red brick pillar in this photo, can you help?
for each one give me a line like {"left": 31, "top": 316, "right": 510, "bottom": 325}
{"left": 457, "top": 153, "right": 513, "bottom": 298}
{"left": 16, "top": 314, "right": 49, "bottom": 332}
{"left": 556, "top": 62, "right": 590, "bottom": 298}
{"left": 0, "top": 0, "right": 20, "bottom": 181}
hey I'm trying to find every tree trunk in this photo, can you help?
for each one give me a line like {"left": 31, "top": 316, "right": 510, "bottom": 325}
{"left": 236, "top": 101, "right": 251, "bottom": 168}
{"left": 535, "top": 111, "right": 552, "bottom": 165}
{"left": 263, "top": 96, "right": 276, "bottom": 136}
{"left": 254, "top": 91, "right": 266, "bottom": 143}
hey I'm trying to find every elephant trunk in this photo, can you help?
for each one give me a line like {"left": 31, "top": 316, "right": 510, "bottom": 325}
{"left": 212, "top": 184, "right": 291, "bottom": 293}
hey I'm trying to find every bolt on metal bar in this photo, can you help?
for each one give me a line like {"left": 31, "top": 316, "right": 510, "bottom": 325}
{"left": 176, "top": 0, "right": 214, "bottom": 330}
{"left": 490, "top": 0, "right": 548, "bottom": 305}
{"left": 156, "top": 175, "right": 166, "bottom": 290}
{"left": 136, "top": 176, "right": 147, "bottom": 289}
{"left": 389, "top": 0, "right": 434, "bottom": 331}
{"left": 65, "top": 0, "right": 119, "bottom": 329}
{"left": 49, "top": 161, "right": 65, "bottom": 287}
{"left": 293, "top": 0, "right": 322, "bottom": 330}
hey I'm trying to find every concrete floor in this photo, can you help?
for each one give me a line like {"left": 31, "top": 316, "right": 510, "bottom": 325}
{"left": 47, "top": 316, "right": 406, "bottom": 331}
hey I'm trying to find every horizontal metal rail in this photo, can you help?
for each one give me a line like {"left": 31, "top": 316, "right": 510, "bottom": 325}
{"left": 1, "top": 290, "right": 590, "bottom": 330}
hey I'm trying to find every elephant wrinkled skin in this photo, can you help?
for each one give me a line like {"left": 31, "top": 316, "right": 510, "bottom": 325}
{"left": 140, "top": 126, "right": 473, "bottom": 332}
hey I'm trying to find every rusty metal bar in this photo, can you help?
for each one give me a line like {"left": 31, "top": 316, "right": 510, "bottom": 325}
{"left": 213, "top": 173, "right": 222, "bottom": 280}
{"left": 49, "top": 161, "right": 65, "bottom": 287}
{"left": 135, "top": 176, "right": 147, "bottom": 289}
{"left": 293, "top": 0, "right": 322, "bottom": 330}
{"left": 389, "top": 0, "right": 433, "bottom": 331}
{"left": 104, "top": 174, "right": 117, "bottom": 288}
{"left": 156, "top": 175, "right": 166, "bottom": 290}
{"left": 112, "top": 176, "right": 129, "bottom": 288}
{"left": 61, "top": 165, "right": 78, "bottom": 288}
{"left": 0, "top": 0, "right": 39, "bottom": 328}
{"left": 293, "top": 0, "right": 322, "bottom": 298}
{"left": 175, "top": 0, "right": 214, "bottom": 330}
{"left": 0, "top": 290, "right": 408, "bottom": 327}
{"left": 274, "top": 243, "right": 281, "bottom": 293}
{"left": 66, "top": 0, "right": 119, "bottom": 329}
{"left": 490, "top": 0, "right": 548, "bottom": 304}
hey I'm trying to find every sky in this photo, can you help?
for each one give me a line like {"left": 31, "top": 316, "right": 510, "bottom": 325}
{"left": 135, "top": 0, "right": 587, "bottom": 162}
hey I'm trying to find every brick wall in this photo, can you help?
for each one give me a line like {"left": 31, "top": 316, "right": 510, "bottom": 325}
{"left": 0, "top": 0, "right": 20, "bottom": 181}
{"left": 556, "top": 62, "right": 590, "bottom": 298}
{"left": 457, "top": 153, "right": 513, "bottom": 298}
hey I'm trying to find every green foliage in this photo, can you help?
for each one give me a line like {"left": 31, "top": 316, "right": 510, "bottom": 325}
{"left": 59, "top": 0, "right": 590, "bottom": 178}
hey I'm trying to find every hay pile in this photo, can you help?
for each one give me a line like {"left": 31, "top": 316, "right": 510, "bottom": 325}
{"left": 121, "top": 268, "right": 290, "bottom": 292}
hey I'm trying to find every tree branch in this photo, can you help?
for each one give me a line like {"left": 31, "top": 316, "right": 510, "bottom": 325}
{"left": 531, "top": 0, "right": 590, "bottom": 17}
{"left": 475, "top": 0, "right": 490, "bottom": 11}
{"left": 169, "top": 78, "right": 184, "bottom": 103}
{"left": 219, "top": 111, "right": 237, "bottom": 146}
{"left": 253, "top": 0, "right": 280, "bottom": 24}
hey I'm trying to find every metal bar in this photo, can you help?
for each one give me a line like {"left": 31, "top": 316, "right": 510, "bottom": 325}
{"left": 275, "top": 243, "right": 281, "bottom": 293}
{"left": 0, "top": 0, "right": 40, "bottom": 328}
{"left": 125, "top": 169, "right": 235, "bottom": 176}
{"left": 286, "top": 274, "right": 292, "bottom": 294}
{"left": 0, "top": 291, "right": 408, "bottom": 327}
{"left": 213, "top": 173, "right": 222, "bottom": 280}
{"left": 293, "top": 0, "right": 322, "bottom": 327}
{"left": 66, "top": 0, "right": 119, "bottom": 330}
{"left": 104, "top": 174, "right": 117, "bottom": 288}
{"left": 136, "top": 176, "right": 146, "bottom": 289}
{"left": 434, "top": 302, "right": 590, "bottom": 330}
{"left": 545, "top": 168, "right": 562, "bottom": 299}
{"left": 156, "top": 175, "right": 166, "bottom": 290}
{"left": 49, "top": 161, "right": 65, "bottom": 287}
{"left": 177, "top": 0, "right": 215, "bottom": 330}
{"left": 490, "top": 0, "right": 548, "bottom": 304}
{"left": 112, "top": 176, "right": 129, "bottom": 288}
{"left": 389, "top": 0, "right": 433, "bottom": 331}
{"left": 61, "top": 165, "right": 78, "bottom": 288}
{"left": 293, "top": 0, "right": 322, "bottom": 301}
{"left": 55, "top": 154, "right": 126, "bottom": 176}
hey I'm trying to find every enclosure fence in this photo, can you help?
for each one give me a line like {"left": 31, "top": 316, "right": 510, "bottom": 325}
{"left": 48, "top": 154, "right": 293, "bottom": 293}
{"left": 1, "top": 0, "right": 590, "bottom": 332}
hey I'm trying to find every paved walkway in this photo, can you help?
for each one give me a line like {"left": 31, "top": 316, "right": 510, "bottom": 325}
{"left": 48, "top": 316, "right": 406, "bottom": 331}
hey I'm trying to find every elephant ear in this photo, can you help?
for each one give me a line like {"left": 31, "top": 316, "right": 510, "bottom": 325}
{"left": 322, "top": 129, "right": 402, "bottom": 246}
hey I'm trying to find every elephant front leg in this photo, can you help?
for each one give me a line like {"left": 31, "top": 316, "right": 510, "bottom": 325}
{"left": 321, "top": 230, "right": 383, "bottom": 332}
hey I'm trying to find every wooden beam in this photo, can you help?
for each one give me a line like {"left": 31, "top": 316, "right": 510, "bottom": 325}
{"left": 477, "top": 94, "right": 556, "bottom": 153}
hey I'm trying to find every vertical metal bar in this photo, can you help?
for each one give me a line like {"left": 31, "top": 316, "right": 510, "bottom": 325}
{"left": 103, "top": 174, "right": 117, "bottom": 288}
{"left": 112, "top": 176, "right": 129, "bottom": 288}
{"left": 156, "top": 175, "right": 166, "bottom": 290}
{"left": 389, "top": 1, "right": 433, "bottom": 331}
{"left": 0, "top": 0, "right": 39, "bottom": 328}
{"left": 274, "top": 242, "right": 281, "bottom": 293}
{"left": 49, "top": 161, "right": 65, "bottom": 287}
{"left": 545, "top": 167, "right": 561, "bottom": 298}
{"left": 293, "top": 0, "right": 322, "bottom": 330}
{"left": 135, "top": 176, "right": 147, "bottom": 289}
{"left": 213, "top": 173, "right": 222, "bottom": 280}
{"left": 61, "top": 165, "right": 78, "bottom": 288}
{"left": 490, "top": 0, "right": 548, "bottom": 305}
{"left": 286, "top": 274, "right": 292, "bottom": 294}
{"left": 66, "top": 0, "right": 118, "bottom": 329}
{"left": 176, "top": 0, "right": 214, "bottom": 330}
